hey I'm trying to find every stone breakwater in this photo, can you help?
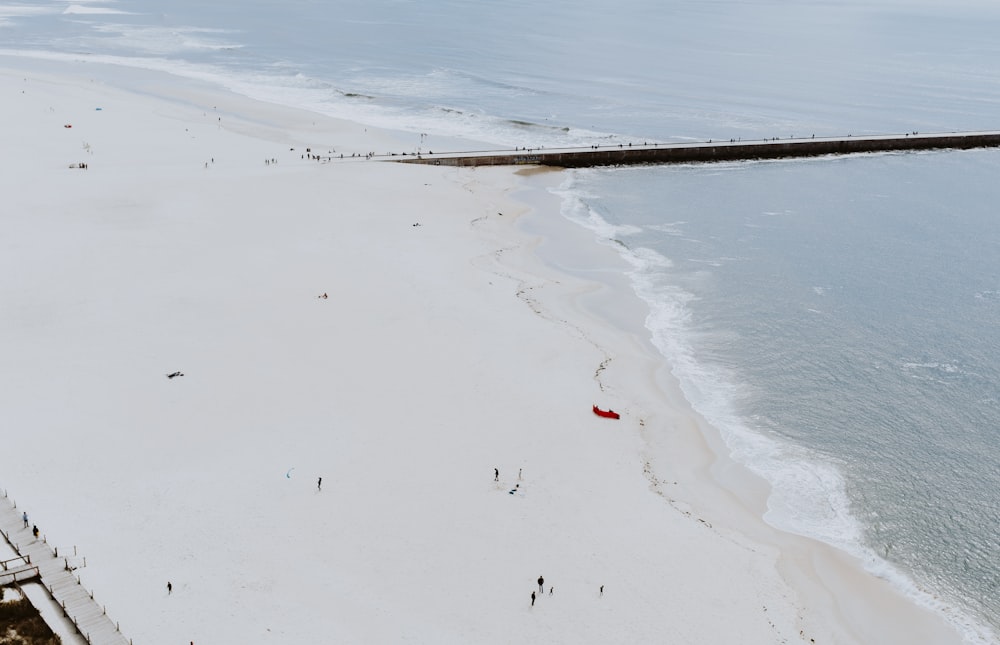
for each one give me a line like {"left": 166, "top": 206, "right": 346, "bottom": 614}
{"left": 396, "top": 131, "right": 1000, "bottom": 168}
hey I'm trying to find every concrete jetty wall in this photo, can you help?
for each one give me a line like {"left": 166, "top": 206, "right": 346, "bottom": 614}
{"left": 397, "top": 131, "right": 1000, "bottom": 168}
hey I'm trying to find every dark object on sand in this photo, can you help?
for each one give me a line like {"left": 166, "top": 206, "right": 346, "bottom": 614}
{"left": 166, "top": 372, "right": 184, "bottom": 379}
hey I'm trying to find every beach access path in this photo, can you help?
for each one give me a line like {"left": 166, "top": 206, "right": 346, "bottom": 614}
{"left": 0, "top": 492, "right": 130, "bottom": 645}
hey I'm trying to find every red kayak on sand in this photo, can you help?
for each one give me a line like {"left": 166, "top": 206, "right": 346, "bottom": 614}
{"left": 593, "top": 405, "right": 620, "bottom": 419}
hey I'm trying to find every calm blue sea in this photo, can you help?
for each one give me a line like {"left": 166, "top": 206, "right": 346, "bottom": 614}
{"left": 4, "top": 1, "right": 1000, "bottom": 641}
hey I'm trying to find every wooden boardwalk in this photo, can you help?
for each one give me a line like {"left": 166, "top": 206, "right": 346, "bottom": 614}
{"left": 394, "top": 130, "right": 1000, "bottom": 168}
{"left": 0, "top": 554, "right": 40, "bottom": 587}
{"left": 0, "top": 491, "right": 131, "bottom": 645}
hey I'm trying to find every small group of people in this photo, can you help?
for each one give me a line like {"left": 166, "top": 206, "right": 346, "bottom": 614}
{"left": 493, "top": 467, "right": 523, "bottom": 482}
{"left": 22, "top": 512, "right": 39, "bottom": 538}
{"left": 17, "top": 511, "right": 41, "bottom": 541}
{"left": 494, "top": 467, "right": 524, "bottom": 496}
{"left": 530, "top": 575, "right": 603, "bottom": 606}
{"left": 530, "top": 575, "right": 555, "bottom": 606}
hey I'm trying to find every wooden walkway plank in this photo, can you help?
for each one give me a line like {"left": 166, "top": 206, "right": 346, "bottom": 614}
{"left": 0, "top": 562, "right": 40, "bottom": 587}
{"left": 0, "top": 491, "right": 131, "bottom": 645}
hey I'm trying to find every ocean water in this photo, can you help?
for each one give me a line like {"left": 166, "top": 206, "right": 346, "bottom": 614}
{"left": 557, "top": 153, "right": 1000, "bottom": 641}
{"left": 4, "top": 1, "right": 1000, "bottom": 641}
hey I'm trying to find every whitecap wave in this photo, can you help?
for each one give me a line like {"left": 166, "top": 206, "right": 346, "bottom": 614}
{"left": 0, "top": 5, "right": 58, "bottom": 27}
{"left": 63, "top": 5, "right": 133, "bottom": 15}
{"left": 82, "top": 23, "right": 243, "bottom": 55}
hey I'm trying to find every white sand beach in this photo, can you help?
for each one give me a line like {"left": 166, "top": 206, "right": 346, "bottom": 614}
{"left": 0, "top": 57, "right": 964, "bottom": 644}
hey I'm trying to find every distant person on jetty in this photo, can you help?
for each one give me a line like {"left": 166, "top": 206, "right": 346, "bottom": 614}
{"left": 537, "top": 575, "right": 544, "bottom": 592}
{"left": 32, "top": 525, "right": 39, "bottom": 539}
{"left": 22, "top": 512, "right": 28, "bottom": 528}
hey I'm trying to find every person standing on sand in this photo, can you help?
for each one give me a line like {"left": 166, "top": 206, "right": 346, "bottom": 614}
{"left": 494, "top": 468, "right": 499, "bottom": 482}
{"left": 537, "top": 575, "right": 544, "bottom": 593}
{"left": 22, "top": 512, "right": 28, "bottom": 528}
{"left": 317, "top": 477, "right": 322, "bottom": 491}
{"left": 167, "top": 582, "right": 172, "bottom": 595}
{"left": 531, "top": 591, "right": 536, "bottom": 607}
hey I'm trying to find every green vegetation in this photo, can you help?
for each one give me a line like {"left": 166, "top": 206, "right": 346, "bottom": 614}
{"left": 0, "top": 592, "right": 60, "bottom": 645}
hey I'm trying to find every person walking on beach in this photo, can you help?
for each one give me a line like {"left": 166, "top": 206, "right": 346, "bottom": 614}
{"left": 494, "top": 467, "right": 499, "bottom": 482}
{"left": 317, "top": 477, "right": 322, "bottom": 491}
{"left": 22, "top": 512, "right": 28, "bottom": 528}
{"left": 167, "top": 581, "right": 172, "bottom": 595}
{"left": 531, "top": 591, "right": 536, "bottom": 607}
{"left": 600, "top": 585, "right": 604, "bottom": 596}
{"left": 537, "top": 575, "right": 544, "bottom": 593}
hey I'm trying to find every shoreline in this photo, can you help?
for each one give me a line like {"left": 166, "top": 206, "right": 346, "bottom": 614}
{"left": 0, "top": 54, "right": 970, "bottom": 644}
{"left": 503, "top": 171, "right": 974, "bottom": 643}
